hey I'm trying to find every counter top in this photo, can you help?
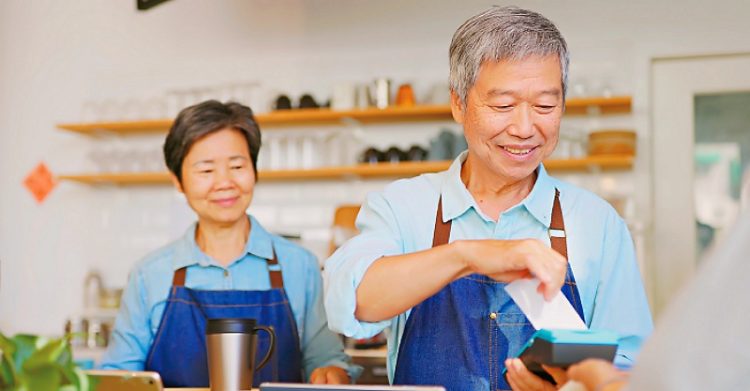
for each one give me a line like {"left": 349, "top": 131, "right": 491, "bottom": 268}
{"left": 165, "top": 389, "right": 257, "bottom": 391}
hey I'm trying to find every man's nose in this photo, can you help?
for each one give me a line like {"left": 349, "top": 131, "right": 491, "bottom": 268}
{"left": 509, "top": 104, "right": 534, "bottom": 138}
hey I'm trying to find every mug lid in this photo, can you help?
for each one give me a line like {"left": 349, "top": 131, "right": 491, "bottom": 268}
{"left": 206, "top": 318, "right": 257, "bottom": 335}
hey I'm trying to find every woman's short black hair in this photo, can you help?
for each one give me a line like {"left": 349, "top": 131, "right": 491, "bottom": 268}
{"left": 163, "top": 100, "right": 261, "bottom": 183}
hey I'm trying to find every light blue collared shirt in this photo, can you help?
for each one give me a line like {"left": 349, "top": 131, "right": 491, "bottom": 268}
{"left": 100, "top": 215, "right": 360, "bottom": 381}
{"left": 324, "top": 152, "right": 652, "bottom": 380}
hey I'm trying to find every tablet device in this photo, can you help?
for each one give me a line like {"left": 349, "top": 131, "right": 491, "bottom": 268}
{"left": 504, "top": 329, "right": 619, "bottom": 383}
{"left": 84, "top": 370, "right": 163, "bottom": 391}
{"left": 260, "top": 383, "right": 445, "bottom": 391}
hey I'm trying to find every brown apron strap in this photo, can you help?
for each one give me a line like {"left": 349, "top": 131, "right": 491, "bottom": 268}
{"left": 171, "top": 251, "right": 284, "bottom": 289}
{"left": 172, "top": 267, "right": 187, "bottom": 287}
{"left": 431, "top": 189, "right": 567, "bottom": 260}
{"left": 432, "top": 196, "right": 452, "bottom": 247}
{"left": 549, "top": 188, "right": 568, "bottom": 261}
{"left": 267, "top": 248, "right": 284, "bottom": 289}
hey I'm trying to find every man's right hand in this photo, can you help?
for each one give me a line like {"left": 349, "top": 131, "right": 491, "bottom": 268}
{"left": 454, "top": 239, "right": 568, "bottom": 301}
{"left": 355, "top": 238, "right": 567, "bottom": 322}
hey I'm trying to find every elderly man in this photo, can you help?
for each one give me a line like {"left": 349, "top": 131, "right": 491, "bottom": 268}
{"left": 324, "top": 6, "right": 652, "bottom": 391}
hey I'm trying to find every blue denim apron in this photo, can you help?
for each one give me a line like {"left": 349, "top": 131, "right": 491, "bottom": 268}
{"left": 144, "top": 250, "right": 303, "bottom": 387}
{"left": 393, "top": 189, "right": 585, "bottom": 391}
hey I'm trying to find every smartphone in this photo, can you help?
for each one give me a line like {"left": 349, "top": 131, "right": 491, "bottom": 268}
{"left": 84, "top": 370, "right": 163, "bottom": 391}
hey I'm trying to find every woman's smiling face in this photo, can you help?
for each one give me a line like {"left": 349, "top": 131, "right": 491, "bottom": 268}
{"left": 176, "top": 128, "right": 255, "bottom": 226}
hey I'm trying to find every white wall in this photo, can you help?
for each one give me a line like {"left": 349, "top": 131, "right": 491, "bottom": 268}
{"left": 1, "top": 0, "right": 749, "bottom": 335}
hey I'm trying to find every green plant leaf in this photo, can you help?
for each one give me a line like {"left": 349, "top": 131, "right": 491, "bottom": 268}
{"left": 0, "top": 332, "right": 18, "bottom": 385}
{"left": 13, "top": 371, "right": 31, "bottom": 391}
{"left": 0, "top": 358, "right": 15, "bottom": 388}
{"left": 25, "top": 365, "right": 62, "bottom": 391}
{"left": 22, "top": 337, "right": 67, "bottom": 372}
{"left": 10, "top": 334, "right": 47, "bottom": 370}
{"left": 57, "top": 342, "right": 74, "bottom": 365}
{"left": 78, "top": 370, "right": 91, "bottom": 391}
{"left": 1, "top": 332, "right": 92, "bottom": 391}
{"left": 74, "top": 367, "right": 93, "bottom": 391}
{"left": 0, "top": 332, "right": 17, "bottom": 356}
{"left": 0, "top": 332, "right": 91, "bottom": 391}
{"left": 57, "top": 351, "right": 80, "bottom": 386}
{"left": 57, "top": 361, "right": 92, "bottom": 390}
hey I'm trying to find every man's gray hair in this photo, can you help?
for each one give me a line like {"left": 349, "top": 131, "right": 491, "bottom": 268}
{"left": 449, "top": 6, "right": 569, "bottom": 106}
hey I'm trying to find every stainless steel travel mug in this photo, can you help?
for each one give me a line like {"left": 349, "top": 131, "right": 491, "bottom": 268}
{"left": 206, "top": 318, "right": 275, "bottom": 391}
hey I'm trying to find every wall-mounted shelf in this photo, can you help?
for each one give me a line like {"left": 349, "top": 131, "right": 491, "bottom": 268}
{"left": 562, "top": 95, "right": 631, "bottom": 115}
{"left": 57, "top": 155, "right": 633, "bottom": 185}
{"left": 56, "top": 96, "right": 632, "bottom": 136}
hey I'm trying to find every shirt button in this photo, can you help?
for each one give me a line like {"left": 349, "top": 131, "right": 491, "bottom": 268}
{"left": 223, "top": 270, "right": 229, "bottom": 278}
{"left": 489, "top": 312, "right": 497, "bottom": 320}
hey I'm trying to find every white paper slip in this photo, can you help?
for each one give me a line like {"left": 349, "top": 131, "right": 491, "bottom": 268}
{"left": 504, "top": 278, "right": 587, "bottom": 330}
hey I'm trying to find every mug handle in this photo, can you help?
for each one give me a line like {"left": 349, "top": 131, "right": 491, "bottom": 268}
{"left": 253, "top": 325, "right": 276, "bottom": 371}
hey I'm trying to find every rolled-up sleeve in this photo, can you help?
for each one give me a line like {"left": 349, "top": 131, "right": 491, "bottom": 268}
{"left": 299, "top": 252, "right": 363, "bottom": 381}
{"left": 99, "top": 268, "right": 152, "bottom": 370}
{"left": 324, "top": 191, "right": 404, "bottom": 339}
{"left": 589, "top": 214, "right": 653, "bottom": 366}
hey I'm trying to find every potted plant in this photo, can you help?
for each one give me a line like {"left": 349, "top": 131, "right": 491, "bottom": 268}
{"left": 0, "top": 331, "right": 92, "bottom": 391}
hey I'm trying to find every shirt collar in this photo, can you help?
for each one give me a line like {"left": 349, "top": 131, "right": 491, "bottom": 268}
{"left": 246, "top": 215, "right": 275, "bottom": 260}
{"left": 440, "top": 151, "right": 477, "bottom": 222}
{"left": 172, "top": 214, "right": 274, "bottom": 270}
{"left": 522, "top": 164, "right": 557, "bottom": 228}
{"left": 439, "top": 151, "right": 556, "bottom": 227}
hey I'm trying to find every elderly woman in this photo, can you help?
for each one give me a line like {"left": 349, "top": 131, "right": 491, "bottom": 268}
{"left": 100, "top": 101, "right": 359, "bottom": 387}
{"left": 324, "top": 6, "right": 652, "bottom": 391}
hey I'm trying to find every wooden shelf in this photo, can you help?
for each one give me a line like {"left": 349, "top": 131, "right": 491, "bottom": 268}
{"left": 57, "top": 155, "right": 633, "bottom": 185}
{"left": 563, "top": 95, "right": 631, "bottom": 115}
{"left": 258, "top": 104, "right": 451, "bottom": 126}
{"left": 58, "top": 172, "right": 173, "bottom": 185}
{"left": 57, "top": 96, "right": 631, "bottom": 135}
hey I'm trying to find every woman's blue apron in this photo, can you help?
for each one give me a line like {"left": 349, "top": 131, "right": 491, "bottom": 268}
{"left": 144, "top": 250, "right": 303, "bottom": 387}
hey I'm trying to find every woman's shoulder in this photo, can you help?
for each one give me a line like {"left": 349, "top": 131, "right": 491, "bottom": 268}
{"left": 251, "top": 218, "right": 319, "bottom": 270}
{"left": 271, "top": 235, "right": 323, "bottom": 283}
{"left": 131, "top": 237, "right": 184, "bottom": 276}
{"left": 272, "top": 234, "right": 316, "bottom": 261}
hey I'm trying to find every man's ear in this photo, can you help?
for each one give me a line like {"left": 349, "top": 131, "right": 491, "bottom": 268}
{"left": 450, "top": 89, "right": 465, "bottom": 125}
{"left": 169, "top": 173, "right": 184, "bottom": 193}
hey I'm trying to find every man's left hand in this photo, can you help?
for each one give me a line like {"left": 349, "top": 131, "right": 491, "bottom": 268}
{"left": 505, "top": 358, "right": 567, "bottom": 390}
{"left": 310, "top": 366, "right": 350, "bottom": 384}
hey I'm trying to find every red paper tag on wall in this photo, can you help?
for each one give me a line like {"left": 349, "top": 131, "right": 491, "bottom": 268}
{"left": 23, "top": 162, "right": 56, "bottom": 204}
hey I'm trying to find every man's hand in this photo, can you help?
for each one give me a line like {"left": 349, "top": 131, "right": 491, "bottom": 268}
{"left": 504, "top": 358, "right": 567, "bottom": 390}
{"left": 310, "top": 365, "right": 350, "bottom": 384}
{"left": 458, "top": 239, "right": 568, "bottom": 300}
{"left": 355, "top": 238, "right": 567, "bottom": 323}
